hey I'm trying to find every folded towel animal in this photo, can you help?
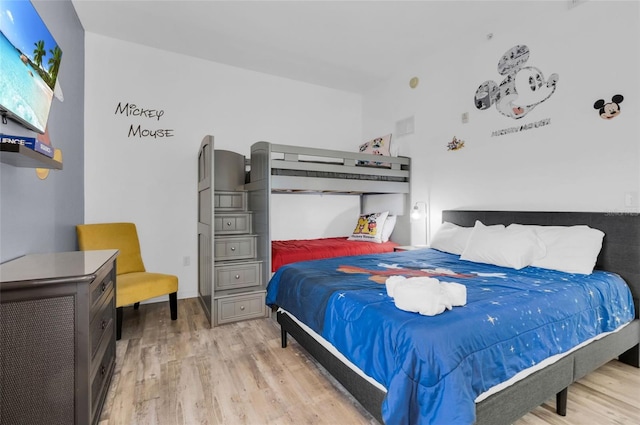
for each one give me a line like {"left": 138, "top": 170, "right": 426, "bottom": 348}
{"left": 440, "top": 281, "right": 467, "bottom": 306}
{"left": 386, "top": 276, "right": 467, "bottom": 316}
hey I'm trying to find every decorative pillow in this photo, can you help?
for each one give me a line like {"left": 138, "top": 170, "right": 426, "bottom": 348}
{"left": 508, "top": 224, "right": 605, "bottom": 274}
{"left": 381, "top": 215, "right": 397, "bottom": 242}
{"left": 430, "top": 222, "right": 473, "bottom": 255}
{"left": 357, "top": 134, "right": 392, "bottom": 168}
{"left": 348, "top": 211, "right": 389, "bottom": 243}
{"left": 460, "top": 221, "right": 546, "bottom": 270}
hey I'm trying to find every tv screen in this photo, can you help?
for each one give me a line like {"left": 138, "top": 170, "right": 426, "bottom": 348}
{"left": 0, "top": 0, "right": 62, "bottom": 134}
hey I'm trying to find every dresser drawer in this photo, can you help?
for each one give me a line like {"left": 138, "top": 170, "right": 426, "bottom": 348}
{"left": 90, "top": 266, "right": 115, "bottom": 317}
{"left": 214, "top": 212, "right": 252, "bottom": 235}
{"left": 214, "top": 235, "right": 257, "bottom": 261}
{"left": 216, "top": 292, "right": 266, "bottom": 325}
{"left": 90, "top": 288, "right": 115, "bottom": 360}
{"left": 90, "top": 338, "right": 115, "bottom": 425}
{"left": 214, "top": 191, "right": 247, "bottom": 211}
{"left": 214, "top": 261, "right": 262, "bottom": 291}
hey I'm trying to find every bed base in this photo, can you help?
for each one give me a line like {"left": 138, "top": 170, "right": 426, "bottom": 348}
{"left": 278, "top": 311, "right": 386, "bottom": 423}
{"left": 275, "top": 210, "right": 640, "bottom": 424}
{"left": 279, "top": 311, "right": 638, "bottom": 425}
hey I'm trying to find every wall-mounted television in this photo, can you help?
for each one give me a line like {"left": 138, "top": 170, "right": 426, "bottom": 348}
{"left": 0, "top": 0, "right": 62, "bottom": 134}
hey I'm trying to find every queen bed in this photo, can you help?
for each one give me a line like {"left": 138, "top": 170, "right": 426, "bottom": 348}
{"left": 269, "top": 210, "right": 640, "bottom": 425}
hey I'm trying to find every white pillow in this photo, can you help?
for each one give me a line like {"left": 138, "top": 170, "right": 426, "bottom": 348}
{"left": 381, "top": 215, "right": 397, "bottom": 242}
{"left": 460, "top": 221, "right": 546, "bottom": 270}
{"left": 347, "top": 211, "right": 389, "bottom": 243}
{"left": 430, "top": 222, "right": 473, "bottom": 255}
{"left": 509, "top": 224, "right": 604, "bottom": 274}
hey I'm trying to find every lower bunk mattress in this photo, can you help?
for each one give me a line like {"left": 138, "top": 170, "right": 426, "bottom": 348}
{"left": 266, "top": 248, "right": 635, "bottom": 425}
{"left": 271, "top": 236, "right": 398, "bottom": 272}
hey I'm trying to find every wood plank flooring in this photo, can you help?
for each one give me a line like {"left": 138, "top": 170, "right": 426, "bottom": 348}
{"left": 99, "top": 298, "right": 640, "bottom": 425}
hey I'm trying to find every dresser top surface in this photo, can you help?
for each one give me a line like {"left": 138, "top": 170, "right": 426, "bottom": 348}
{"left": 0, "top": 250, "right": 119, "bottom": 284}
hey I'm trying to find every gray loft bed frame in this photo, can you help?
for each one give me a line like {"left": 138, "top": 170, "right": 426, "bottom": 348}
{"left": 277, "top": 210, "right": 640, "bottom": 425}
{"left": 244, "top": 141, "right": 411, "bottom": 286}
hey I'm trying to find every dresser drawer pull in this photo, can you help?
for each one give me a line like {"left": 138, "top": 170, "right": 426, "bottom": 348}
{"left": 226, "top": 221, "right": 232, "bottom": 226}
{"left": 101, "top": 320, "right": 107, "bottom": 330}
{"left": 101, "top": 281, "right": 107, "bottom": 292}
{"left": 235, "top": 274, "right": 240, "bottom": 279}
{"left": 240, "top": 305, "right": 245, "bottom": 311}
{"left": 230, "top": 247, "right": 236, "bottom": 251}
{"left": 100, "top": 365, "right": 106, "bottom": 377}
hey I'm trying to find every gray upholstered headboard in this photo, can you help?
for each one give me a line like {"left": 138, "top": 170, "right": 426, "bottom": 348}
{"left": 442, "top": 210, "right": 640, "bottom": 316}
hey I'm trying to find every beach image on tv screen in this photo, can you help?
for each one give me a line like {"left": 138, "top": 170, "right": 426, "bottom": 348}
{"left": 0, "top": 0, "right": 62, "bottom": 134}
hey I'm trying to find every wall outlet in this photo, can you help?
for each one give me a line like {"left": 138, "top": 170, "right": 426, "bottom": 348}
{"left": 624, "top": 191, "right": 638, "bottom": 207}
{"left": 183, "top": 256, "right": 190, "bottom": 266}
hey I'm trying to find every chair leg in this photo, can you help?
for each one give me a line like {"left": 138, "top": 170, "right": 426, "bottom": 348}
{"left": 116, "top": 306, "right": 123, "bottom": 341}
{"left": 133, "top": 302, "right": 140, "bottom": 310}
{"left": 169, "top": 292, "right": 178, "bottom": 320}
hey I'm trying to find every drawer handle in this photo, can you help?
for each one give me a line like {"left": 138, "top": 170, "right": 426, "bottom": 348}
{"left": 240, "top": 305, "right": 245, "bottom": 311}
{"left": 101, "top": 320, "right": 107, "bottom": 330}
{"left": 230, "top": 247, "right": 236, "bottom": 251}
{"left": 100, "top": 365, "right": 106, "bottom": 377}
{"left": 235, "top": 274, "right": 240, "bottom": 279}
{"left": 101, "top": 281, "right": 107, "bottom": 292}
{"left": 226, "top": 221, "right": 232, "bottom": 226}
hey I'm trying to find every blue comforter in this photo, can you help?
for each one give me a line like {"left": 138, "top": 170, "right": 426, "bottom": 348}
{"left": 266, "top": 249, "right": 635, "bottom": 425}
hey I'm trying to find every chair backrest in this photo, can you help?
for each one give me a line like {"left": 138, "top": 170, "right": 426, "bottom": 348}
{"left": 76, "top": 222, "right": 146, "bottom": 275}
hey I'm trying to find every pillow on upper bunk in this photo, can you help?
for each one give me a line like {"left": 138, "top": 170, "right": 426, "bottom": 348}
{"left": 348, "top": 211, "right": 389, "bottom": 243}
{"left": 357, "top": 134, "right": 392, "bottom": 168}
{"left": 430, "top": 222, "right": 473, "bottom": 255}
{"left": 508, "top": 224, "right": 605, "bottom": 274}
{"left": 460, "top": 220, "right": 546, "bottom": 270}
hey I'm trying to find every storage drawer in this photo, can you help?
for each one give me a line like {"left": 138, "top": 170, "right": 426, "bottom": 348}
{"left": 214, "top": 260, "right": 262, "bottom": 291}
{"left": 90, "top": 289, "right": 115, "bottom": 360}
{"left": 214, "top": 235, "right": 257, "bottom": 261}
{"left": 216, "top": 292, "right": 266, "bottom": 325}
{"left": 90, "top": 338, "right": 115, "bottom": 425}
{"left": 214, "top": 212, "right": 252, "bottom": 235}
{"left": 214, "top": 191, "right": 247, "bottom": 211}
{"left": 90, "top": 266, "right": 115, "bottom": 316}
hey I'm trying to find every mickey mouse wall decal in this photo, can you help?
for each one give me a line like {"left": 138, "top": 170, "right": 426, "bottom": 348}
{"left": 474, "top": 45, "right": 559, "bottom": 120}
{"left": 593, "top": 95, "right": 623, "bottom": 120}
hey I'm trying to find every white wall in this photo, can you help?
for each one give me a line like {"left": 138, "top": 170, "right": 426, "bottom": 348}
{"left": 85, "top": 2, "right": 639, "bottom": 300}
{"left": 363, "top": 1, "right": 640, "bottom": 244}
{"left": 84, "top": 33, "right": 362, "bottom": 299}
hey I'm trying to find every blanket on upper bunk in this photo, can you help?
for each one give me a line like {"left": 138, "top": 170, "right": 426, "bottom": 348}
{"left": 266, "top": 249, "right": 635, "bottom": 425}
{"left": 271, "top": 237, "right": 398, "bottom": 272}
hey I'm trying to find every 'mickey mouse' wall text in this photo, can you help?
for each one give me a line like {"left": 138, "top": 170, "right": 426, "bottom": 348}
{"left": 114, "top": 102, "right": 175, "bottom": 138}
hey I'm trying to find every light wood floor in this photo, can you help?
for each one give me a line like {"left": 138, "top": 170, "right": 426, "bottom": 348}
{"left": 99, "top": 298, "right": 640, "bottom": 425}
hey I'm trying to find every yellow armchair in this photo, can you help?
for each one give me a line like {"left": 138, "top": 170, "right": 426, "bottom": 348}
{"left": 76, "top": 222, "right": 178, "bottom": 340}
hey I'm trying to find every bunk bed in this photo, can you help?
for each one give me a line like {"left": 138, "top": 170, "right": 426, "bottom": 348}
{"left": 244, "top": 141, "right": 411, "bottom": 285}
{"left": 271, "top": 210, "right": 640, "bottom": 425}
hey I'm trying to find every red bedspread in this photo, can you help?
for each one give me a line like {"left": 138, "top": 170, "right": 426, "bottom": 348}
{"left": 272, "top": 237, "right": 398, "bottom": 272}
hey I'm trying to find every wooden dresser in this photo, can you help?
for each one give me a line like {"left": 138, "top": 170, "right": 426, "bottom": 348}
{"left": 0, "top": 249, "right": 118, "bottom": 425}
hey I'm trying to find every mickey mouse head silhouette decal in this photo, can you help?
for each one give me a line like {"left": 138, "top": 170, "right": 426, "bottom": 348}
{"left": 474, "top": 45, "right": 559, "bottom": 120}
{"left": 594, "top": 95, "right": 623, "bottom": 120}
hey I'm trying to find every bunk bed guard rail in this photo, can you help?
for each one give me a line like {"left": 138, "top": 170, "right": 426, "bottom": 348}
{"left": 247, "top": 142, "right": 410, "bottom": 194}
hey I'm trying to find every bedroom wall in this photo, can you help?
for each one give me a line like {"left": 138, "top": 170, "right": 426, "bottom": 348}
{"left": 83, "top": 33, "right": 362, "bottom": 299}
{"left": 362, "top": 1, "right": 640, "bottom": 245}
{"left": 0, "top": 0, "right": 84, "bottom": 263}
